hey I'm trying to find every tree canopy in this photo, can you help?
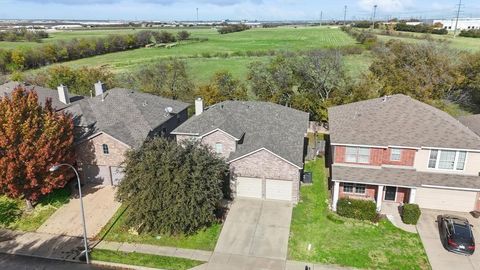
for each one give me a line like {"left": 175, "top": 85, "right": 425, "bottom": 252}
{"left": 0, "top": 87, "right": 75, "bottom": 207}
{"left": 196, "top": 70, "right": 248, "bottom": 106}
{"left": 116, "top": 137, "right": 229, "bottom": 235}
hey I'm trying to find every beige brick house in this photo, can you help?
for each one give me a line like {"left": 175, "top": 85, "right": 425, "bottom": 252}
{"left": 66, "top": 83, "right": 189, "bottom": 186}
{"left": 172, "top": 99, "right": 309, "bottom": 203}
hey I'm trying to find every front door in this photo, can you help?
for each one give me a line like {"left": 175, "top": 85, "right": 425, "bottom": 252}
{"left": 384, "top": 186, "right": 397, "bottom": 201}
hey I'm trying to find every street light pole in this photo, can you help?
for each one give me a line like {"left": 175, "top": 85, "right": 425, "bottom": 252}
{"left": 49, "top": 163, "right": 89, "bottom": 264}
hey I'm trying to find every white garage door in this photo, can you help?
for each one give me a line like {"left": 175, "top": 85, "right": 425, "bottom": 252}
{"left": 416, "top": 187, "right": 477, "bottom": 212}
{"left": 236, "top": 177, "right": 263, "bottom": 199}
{"left": 111, "top": 166, "right": 125, "bottom": 186}
{"left": 266, "top": 179, "right": 292, "bottom": 201}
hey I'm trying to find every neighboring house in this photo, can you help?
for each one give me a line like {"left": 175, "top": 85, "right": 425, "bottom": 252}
{"left": 172, "top": 98, "right": 309, "bottom": 203}
{"left": 328, "top": 94, "right": 480, "bottom": 213}
{"left": 65, "top": 82, "right": 190, "bottom": 186}
{"left": 0, "top": 81, "right": 83, "bottom": 111}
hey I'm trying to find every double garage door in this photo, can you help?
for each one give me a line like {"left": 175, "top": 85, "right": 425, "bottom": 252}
{"left": 416, "top": 187, "right": 479, "bottom": 212}
{"left": 81, "top": 165, "right": 125, "bottom": 186}
{"left": 236, "top": 177, "right": 293, "bottom": 201}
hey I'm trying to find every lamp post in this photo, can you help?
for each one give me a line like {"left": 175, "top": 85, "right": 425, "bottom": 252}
{"left": 49, "top": 163, "right": 89, "bottom": 264}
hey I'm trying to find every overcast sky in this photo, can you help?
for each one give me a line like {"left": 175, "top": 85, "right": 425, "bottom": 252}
{"left": 0, "top": 0, "right": 479, "bottom": 21}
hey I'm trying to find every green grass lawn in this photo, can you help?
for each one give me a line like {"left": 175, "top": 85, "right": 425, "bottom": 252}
{"left": 98, "top": 205, "right": 222, "bottom": 251}
{"left": 288, "top": 159, "right": 430, "bottom": 269}
{"left": 91, "top": 249, "right": 203, "bottom": 270}
{"left": 0, "top": 188, "right": 71, "bottom": 232}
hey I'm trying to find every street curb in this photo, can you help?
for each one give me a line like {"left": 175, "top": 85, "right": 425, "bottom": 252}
{"left": 0, "top": 250, "right": 81, "bottom": 264}
{"left": 92, "top": 259, "right": 165, "bottom": 270}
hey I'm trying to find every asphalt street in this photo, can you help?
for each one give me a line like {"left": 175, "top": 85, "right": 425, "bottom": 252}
{"left": 0, "top": 253, "right": 115, "bottom": 270}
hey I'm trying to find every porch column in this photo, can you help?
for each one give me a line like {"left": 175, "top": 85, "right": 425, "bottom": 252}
{"left": 376, "top": 185, "right": 384, "bottom": 212}
{"left": 332, "top": 181, "right": 340, "bottom": 211}
{"left": 409, "top": 188, "right": 416, "bottom": 204}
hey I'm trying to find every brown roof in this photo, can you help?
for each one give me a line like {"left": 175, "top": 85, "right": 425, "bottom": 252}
{"left": 458, "top": 114, "right": 480, "bottom": 137}
{"left": 328, "top": 94, "right": 480, "bottom": 150}
{"left": 332, "top": 165, "right": 480, "bottom": 190}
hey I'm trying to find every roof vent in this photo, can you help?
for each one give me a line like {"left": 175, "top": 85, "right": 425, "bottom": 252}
{"left": 164, "top": 107, "right": 173, "bottom": 117}
{"left": 382, "top": 95, "right": 390, "bottom": 102}
{"left": 143, "top": 101, "right": 148, "bottom": 107}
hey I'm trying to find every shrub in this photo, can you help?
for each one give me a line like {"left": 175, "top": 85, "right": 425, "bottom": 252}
{"left": 459, "top": 29, "right": 480, "bottom": 38}
{"left": 401, "top": 203, "right": 421, "bottom": 225}
{"left": 218, "top": 24, "right": 250, "bottom": 34}
{"left": 336, "top": 198, "right": 377, "bottom": 222}
{"left": 0, "top": 197, "right": 20, "bottom": 226}
{"left": 177, "top": 30, "right": 190, "bottom": 41}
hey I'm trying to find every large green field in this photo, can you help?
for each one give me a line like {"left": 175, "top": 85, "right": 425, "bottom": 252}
{"left": 23, "top": 26, "right": 366, "bottom": 84}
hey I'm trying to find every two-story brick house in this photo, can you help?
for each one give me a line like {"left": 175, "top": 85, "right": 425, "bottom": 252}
{"left": 328, "top": 94, "right": 480, "bottom": 212}
{"left": 172, "top": 99, "right": 309, "bottom": 203}
{"left": 65, "top": 83, "right": 189, "bottom": 186}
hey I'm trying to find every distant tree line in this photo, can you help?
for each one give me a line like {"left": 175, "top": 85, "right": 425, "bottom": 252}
{"left": 459, "top": 29, "right": 480, "bottom": 38}
{"left": 218, "top": 24, "right": 250, "bottom": 34}
{"left": 0, "top": 28, "right": 49, "bottom": 42}
{"left": 0, "top": 30, "right": 190, "bottom": 74}
{"left": 394, "top": 22, "right": 448, "bottom": 35}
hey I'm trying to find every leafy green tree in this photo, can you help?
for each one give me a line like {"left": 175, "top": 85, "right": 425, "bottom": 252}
{"left": 116, "top": 137, "right": 228, "bottom": 235}
{"left": 197, "top": 71, "right": 248, "bottom": 106}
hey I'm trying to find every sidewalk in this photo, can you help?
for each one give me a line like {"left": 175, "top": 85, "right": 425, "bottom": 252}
{"left": 0, "top": 229, "right": 86, "bottom": 261}
{"left": 95, "top": 240, "right": 212, "bottom": 262}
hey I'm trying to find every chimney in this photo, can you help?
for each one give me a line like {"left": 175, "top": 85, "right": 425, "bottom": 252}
{"left": 57, "top": 84, "right": 70, "bottom": 105}
{"left": 195, "top": 98, "right": 203, "bottom": 116}
{"left": 94, "top": 81, "right": 105, "bottom": 97}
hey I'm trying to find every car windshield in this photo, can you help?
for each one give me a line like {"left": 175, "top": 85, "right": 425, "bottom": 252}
{"left": 453, "top": 222, "right": 471, "bottom": 239}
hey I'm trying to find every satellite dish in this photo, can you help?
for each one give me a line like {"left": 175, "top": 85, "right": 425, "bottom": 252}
{"left": 165, "top": 107, "right": 173, "bottom": 113}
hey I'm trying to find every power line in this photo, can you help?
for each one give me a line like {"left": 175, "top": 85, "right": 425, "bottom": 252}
{"left": 453, "top": 0, "right": 462, "bottom": 38}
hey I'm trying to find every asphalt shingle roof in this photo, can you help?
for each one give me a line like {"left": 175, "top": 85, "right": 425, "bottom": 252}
{"left": 328, "top": 94, "right": 480, "bottom": 150}
{"left": 458, "top": 114, "right": 480, "bottom": 137}
{"left": 172, "top": 101, "right": 309, "bottom": 167}
{"left": 0, "top": 81, "right": 83, "bottom": 111}
{"left": 65, "top": 88, "right": 190, "bottom": 148}
{"left": 332, "top": 165, "right": 480, "bottom": 190}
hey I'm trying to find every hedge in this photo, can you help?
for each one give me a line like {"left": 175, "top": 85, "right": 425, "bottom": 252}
{"left": 336, "top": 198, "right": 377, "bottom": 222}
{"left": 401, "top": 203, "right": 421, "bottom": 225}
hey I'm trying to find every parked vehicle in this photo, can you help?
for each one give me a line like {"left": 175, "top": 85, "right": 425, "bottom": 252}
{"left": 439, "top": 215, "right": 475, "bottom": 255}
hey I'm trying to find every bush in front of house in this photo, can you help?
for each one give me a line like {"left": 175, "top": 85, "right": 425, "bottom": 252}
{"left": 336, "top": 198, "right": 377, "bottom": 222}
{"left": 401, "top": 203, "right": 421, "bottom": 225}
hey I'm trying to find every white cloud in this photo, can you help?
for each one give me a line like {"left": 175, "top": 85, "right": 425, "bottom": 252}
{"left": 357, "top": 0, "right": 414, "bottom": 13}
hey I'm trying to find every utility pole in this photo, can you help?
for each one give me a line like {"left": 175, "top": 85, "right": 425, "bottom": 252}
{"left": 344, "top": 5, "right": 347, "bottom": 26}
{"left": 320, "top": 11, "right": 323, "bottom": 26}
{"left": 371, "top": 4, "right": 378, "bottom": 29}
{"left": 196, "top": 8, "right": 199, "bottom": 23}
{"left": 453, "top": 0, "right": 462, "bottom": 38}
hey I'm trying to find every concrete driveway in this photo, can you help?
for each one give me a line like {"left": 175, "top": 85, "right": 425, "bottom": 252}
{"left": 416, "top": 209, "right": 480, "bottom": 270}
{"left": 37, "top": 185, "right": 121, "bottom": 239}
{"left": 204, "top": 198, "right": 292, "bottom": 270}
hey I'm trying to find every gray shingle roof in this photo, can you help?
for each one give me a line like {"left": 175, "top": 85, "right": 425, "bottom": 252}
{"left": 65, "top": 88, "right": 190, "bottom": 148}
{"left": 458, "top": 114, "right": 480, "bottom": 137}
{"left": 328, "top": 94, "right": 480, "bottom": 150}
{"left": 332, "top": 165, "right": 480, "bottom": 190}
{"left": 0, "top": 81, "right": 83, "bottom": 111}
{"left": 172, "top": 101, "right": 309, "bottom": 167}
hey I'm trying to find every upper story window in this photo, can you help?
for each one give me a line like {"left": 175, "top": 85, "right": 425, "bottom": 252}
{"left": 428, "top": 150, "right": 466, "bottom": 170}
{"left": 215, "top": 143, "right": 223, "bottom": 154}
{"left": 345, "top": 147, "right": 370, "bottom": 163}
{"left": 102, "top": 144, "right": 109, "bottom": 155}
{"left": 390, "top": 148, "right": 402, "bottom": 161}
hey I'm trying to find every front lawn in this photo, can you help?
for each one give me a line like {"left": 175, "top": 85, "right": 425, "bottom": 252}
{"left": 91, "top": 249, "right": 203, "bottom": 270}
{"left": 288, "top": 159, "right": 430, "bottom": 270}
{"left": 0, "top": 188, "right": 71, "bottom": 232}
{"left": 97, "top": 205, "right": 222, "bottom": 251}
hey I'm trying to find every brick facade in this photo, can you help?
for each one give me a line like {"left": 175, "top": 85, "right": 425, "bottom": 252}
{"left": 334, "top": 146, "right": 416, "bottom": 167}
{"left": 75, "top": 133, "right": 130, "bottom": 166}
{"left": 200, "top": 130, "right": 237, "bottom": 159}
{"left": 230, "top": 149, "right": 301, "bottom": 202}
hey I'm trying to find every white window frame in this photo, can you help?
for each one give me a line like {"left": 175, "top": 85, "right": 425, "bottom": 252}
{"left": 215, "top": 143, "right": 223, "bottom": 154}
{"left": 345, "top": 147, "right": 370, "bottom": 164}
{"left": 428, "top": 149, "right": 467, "bottom": 171}
{"left": 102, "top": 144, "right": 109, "bottom": 155}
{"left": 343, "top": 183, "right": 366, "bottom": 195}
{"left": 390, "top": 148, "right": 401, "bottom": 161}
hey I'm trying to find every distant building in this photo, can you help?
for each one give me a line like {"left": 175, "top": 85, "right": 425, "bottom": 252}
{"left": 433, "top": 18, "right": 480, "bottom": 30}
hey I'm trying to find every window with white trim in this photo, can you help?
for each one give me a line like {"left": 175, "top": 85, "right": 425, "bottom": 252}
{"left": 343, "top": 183, "right": 366, "bottom": 194}
{"left": 215, "top": 143, "right": 223, "bottom": 154}
{"left": 428, "top": 149, "right": 466, "bottom": 171}
{"left": 345, "top": 147, "right": 370, "bottom": 163}
{"left": 102, "top": 144, "right": 109, "bottom": 155}
{"left": 390, "top": 148, "right": 401, "bottom": 161}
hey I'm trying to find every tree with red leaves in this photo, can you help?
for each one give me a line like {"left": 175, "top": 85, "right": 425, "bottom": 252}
{"left": 0, "top": 86, "right": 74, "bottom": 209}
